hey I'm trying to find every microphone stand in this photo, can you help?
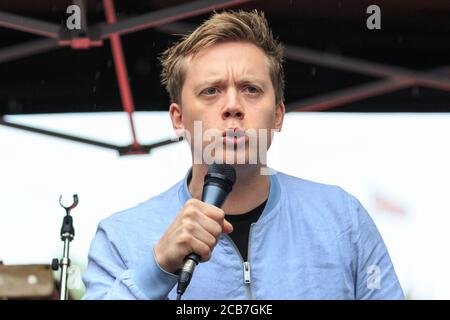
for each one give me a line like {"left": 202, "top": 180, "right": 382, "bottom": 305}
{"left": 52, "top": 194, "right": 78, "bottom": 300}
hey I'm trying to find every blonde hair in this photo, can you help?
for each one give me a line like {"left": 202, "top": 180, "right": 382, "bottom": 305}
{"left": 159, "top": 9, "right": 285, "bottom": 105}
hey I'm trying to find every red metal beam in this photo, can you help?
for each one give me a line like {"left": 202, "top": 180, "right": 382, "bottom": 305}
{"left": 103, "top": 0, "right": 140, "bottom": 149}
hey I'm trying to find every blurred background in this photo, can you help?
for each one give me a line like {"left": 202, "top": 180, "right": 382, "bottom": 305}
{"left": 1, "top": 0, "right": 449, "bottom": 299}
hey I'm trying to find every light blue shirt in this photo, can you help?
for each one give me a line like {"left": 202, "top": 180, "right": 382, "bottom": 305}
{"left": 83, "top": 170, "right": 404, "bottom": 299}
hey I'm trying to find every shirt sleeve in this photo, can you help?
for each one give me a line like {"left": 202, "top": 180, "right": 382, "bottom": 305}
{"left": 82, "top": 223, "right": 179, "bottom": 300}
{"left": 348, "top": 195, "right": 404, "bottom": 300}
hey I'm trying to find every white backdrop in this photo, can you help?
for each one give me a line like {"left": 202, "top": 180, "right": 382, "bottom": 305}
{"left": 1, "top": 111, "right": 449, "bottom": 299}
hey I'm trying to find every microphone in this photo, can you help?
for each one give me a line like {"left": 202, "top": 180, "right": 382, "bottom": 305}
{"left": 176, "top": 164, "right": 236, "bottom": 300}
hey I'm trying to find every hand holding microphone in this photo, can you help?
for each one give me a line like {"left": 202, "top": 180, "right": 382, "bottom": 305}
{"left": 153, "top": 164, "right": 236, "bottom": 299}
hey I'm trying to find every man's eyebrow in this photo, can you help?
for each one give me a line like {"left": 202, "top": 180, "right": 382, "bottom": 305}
{"left": 194, "top": 79, "right": 225, "bottom": 90}
{"left": 238, "top": 78, "right": 267, "bottom": 88}
{"left": 193, "top": 78, "right": 267, "bottom": 91}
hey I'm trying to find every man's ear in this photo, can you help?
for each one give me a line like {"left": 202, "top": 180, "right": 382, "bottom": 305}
{"left": 275, "top": 101, "right": 285, "bottom": 132}
{"left": 169, "top": 103, "right": 184, "bottom": 137}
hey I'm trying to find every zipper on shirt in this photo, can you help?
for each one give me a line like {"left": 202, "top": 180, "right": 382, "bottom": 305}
{"left": 243, "top": 261, "right": 251, "bottom": 284}
{"left": 224, "top": 222, "right": 255, "bottom": 299}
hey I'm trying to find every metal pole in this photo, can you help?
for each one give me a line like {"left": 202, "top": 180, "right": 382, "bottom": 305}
{"left": 52, "top": 194, "right": 78, "bottom": 300}
{"left": 60, "top": 238, "right": 71, "bottom": 300}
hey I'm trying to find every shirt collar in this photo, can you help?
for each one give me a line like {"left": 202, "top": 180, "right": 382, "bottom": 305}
{"left": 178, "top": 167, "right": 281, "bottom": 221}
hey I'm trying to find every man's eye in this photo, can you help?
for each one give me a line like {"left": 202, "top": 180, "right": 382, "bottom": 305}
{"left": 202, "top": 88, "right": 218, "bottom": 95}
{"left": 245, "top": 86, "right": 259, "bottom": 94}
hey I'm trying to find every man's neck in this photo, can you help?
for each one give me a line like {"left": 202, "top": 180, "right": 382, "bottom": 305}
{"left": 188, "top": 164, "right": 270, "bottom": 215}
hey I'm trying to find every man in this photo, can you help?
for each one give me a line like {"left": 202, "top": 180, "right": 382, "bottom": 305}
{"left": 83, "top": 10, "right": 403, "bottom": 300}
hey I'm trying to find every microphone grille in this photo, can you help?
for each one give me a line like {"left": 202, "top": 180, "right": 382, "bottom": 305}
{"left": 207, "top": 163, "right": 236, "bottom": 186}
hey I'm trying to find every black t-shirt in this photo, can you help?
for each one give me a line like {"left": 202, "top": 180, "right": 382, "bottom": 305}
{"left": 225, "top": 199, "right": 267, "bottom": 261}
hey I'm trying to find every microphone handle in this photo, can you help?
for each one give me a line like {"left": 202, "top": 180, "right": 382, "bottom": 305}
{"left": 183, "top": 184, "right": 228, "bottom": 264}
{"left": 177, "top": 183, "right": 230, "bottom": 299}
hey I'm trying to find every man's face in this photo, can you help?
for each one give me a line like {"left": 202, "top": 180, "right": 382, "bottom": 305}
{"left": 170, "top": 41, "right": 284, "bottom": 165}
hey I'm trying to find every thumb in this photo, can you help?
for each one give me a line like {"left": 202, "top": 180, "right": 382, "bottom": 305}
{"left": 223, "top": 219, "right": 234, "bottom": 234}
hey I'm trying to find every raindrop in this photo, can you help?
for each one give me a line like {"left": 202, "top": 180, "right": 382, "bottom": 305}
{"left": 311, "top": 67, "right": 317, "bottom": 76}
{"left": 95, "top": 71, "right": 101, "bottom": 80}
{"left": 411, "top": 87, "right": 420, "bottom": 97}
{"left": 107, "top": 59, "right": 112, "bottom": 68}
{"left": 93, "top": 86, "right": 97, "bottom": 93}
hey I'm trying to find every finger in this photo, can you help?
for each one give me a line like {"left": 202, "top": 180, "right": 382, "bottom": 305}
{"left": 196, "top": 204, "right": 233, "bottom": 235}
{"left": 188, "top": 221, "right": 218, "bottom": 249}
{"left": 189, "top": 237, "right": 212, "bottom": 263}
{"left": 195, "top": 214, "right": 223, "bottom": 238}
{"left": 196, "top": 201, "right": 225, "bottom": 223}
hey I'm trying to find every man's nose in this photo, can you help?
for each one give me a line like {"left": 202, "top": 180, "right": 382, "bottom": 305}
{"left": 221, "top": 90, "right": 245, "bottom": 120}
